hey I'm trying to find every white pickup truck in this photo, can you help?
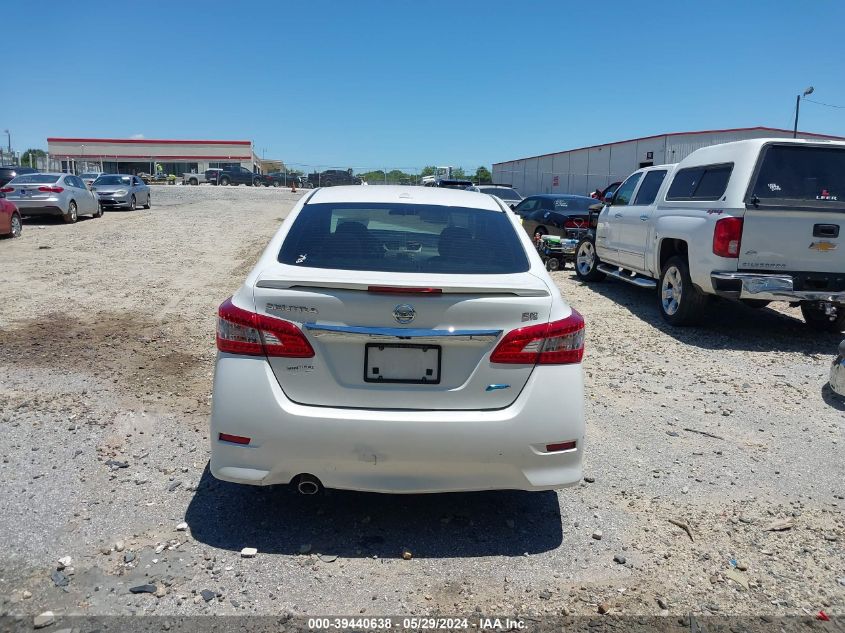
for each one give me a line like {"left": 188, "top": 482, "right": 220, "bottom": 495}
{"left": 574, "top": 138, "right": 845, "bottom": 331}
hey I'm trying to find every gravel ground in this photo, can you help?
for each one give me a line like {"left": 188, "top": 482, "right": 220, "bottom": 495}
{"left": 0, "top": 185, "right": 843, "bottom": 620}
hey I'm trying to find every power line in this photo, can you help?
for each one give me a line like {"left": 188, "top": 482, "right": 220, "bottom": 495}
{"left": 804, "top": 98, "right": 845, "bottom": 110}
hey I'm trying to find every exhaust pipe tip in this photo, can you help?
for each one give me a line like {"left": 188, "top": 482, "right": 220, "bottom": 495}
{"left": 295, "top": 473, "right": 322, "bottom": 495}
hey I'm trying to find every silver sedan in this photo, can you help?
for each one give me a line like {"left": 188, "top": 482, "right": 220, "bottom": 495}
{"left": 91, "top": 174, "right": 151, "bottom": 211}
{"left": 1, "top": 172, "right": 100, "bottom": 223}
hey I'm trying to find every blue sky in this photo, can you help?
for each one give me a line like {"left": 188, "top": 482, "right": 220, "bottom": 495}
{"left": 3, "top": 0, "right": 844, "bottom": 171}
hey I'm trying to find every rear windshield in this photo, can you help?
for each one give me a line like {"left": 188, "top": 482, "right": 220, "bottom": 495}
{"left": 480, "top": 187, "right": 521, "bottom": 200}
{"left": 552, "top": 197, "right": 596, "bottom": 211}
{"left": 749, "top": 144, "right": 845, "bottom": 206}
{"left": 278, "top": 203, "right": 530, "bottom": 274}
{"left": 94, "top": 175, "right": 132, "bottom": 185}
{"left": 80, "top": 173, "right": 99, "bottom": 179}
{"left": 9, "top": 174, "right": 59, "bottom": 184}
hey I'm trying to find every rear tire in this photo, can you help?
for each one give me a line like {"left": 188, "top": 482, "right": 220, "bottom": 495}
{"left": 93, "top": 203, "right": 103, "bottom": 218}
{"left": 801, "top": 302, "right": 845, "bottom": 332}
{"left": 143, "top": 193, "right": 151, "bottom": 209}
{"left": 658, "top": 256, "right": 708, "bottom": 326}
{"left": 9, "top": 213, "right": 22, "bottom": 237}
{"left": 574, "top": 237, "right": 606, "bottom": 282}
{"left": 220, "top": 177, "right": 230, "bottom": 186}
{"left": 273, "top": 180, "right": 280, "bottom": 187}
{"left": 63, "top": 201, "right": 78, "bottom": 224}
{"left": 189, "top": 178, "right": 198, "bottom": 186}
{"left": 545, "top": 257, "right": 560, "bottom": 272}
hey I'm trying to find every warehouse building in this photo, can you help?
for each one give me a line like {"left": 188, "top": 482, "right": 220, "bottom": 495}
{"left": 46, "top": 137, "right": 262, "bottom": 176}
{"left": 493, "top": 126, "right": 845, "bottom": 197}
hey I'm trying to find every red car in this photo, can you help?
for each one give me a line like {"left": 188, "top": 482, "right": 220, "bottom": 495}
{"left": 0, "top": 192, "right": 22, "bottom": 238}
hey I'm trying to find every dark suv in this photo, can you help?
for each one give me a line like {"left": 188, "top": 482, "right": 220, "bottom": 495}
{"left": 0, "top": 166, "right": 38, "bottom": 187}
{"left": 207, "top": 166, "right": 261, "bottom": 186}
{"left": 307, "top": 168, "right": 362, "bottom": 187}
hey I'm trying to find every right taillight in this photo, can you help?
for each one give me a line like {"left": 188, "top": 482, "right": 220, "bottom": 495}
{"left": 216, "top": 298, "right": 314, "bottom": 358}
{"left": 490, "top": 310, "right": 585, "bottom": 365}
{"left": 713, "top": 216, "right": 743, "bottom": 258}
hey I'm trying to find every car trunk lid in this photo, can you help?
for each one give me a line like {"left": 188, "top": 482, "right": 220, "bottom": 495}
{"left": 252, "top": 265, "right": 554, "bottom": 410}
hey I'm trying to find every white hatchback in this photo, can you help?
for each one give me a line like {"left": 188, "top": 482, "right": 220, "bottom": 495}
{"left": 210, "top": 186, "right": 586, "bottom": 494}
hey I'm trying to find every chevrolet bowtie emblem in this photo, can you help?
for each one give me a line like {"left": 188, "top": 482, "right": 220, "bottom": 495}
{"left": 809, "top": 241, "right": 838, "bottom": 252}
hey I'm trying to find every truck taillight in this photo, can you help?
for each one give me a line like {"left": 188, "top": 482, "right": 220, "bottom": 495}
{"left": 216, "top": 298, "right": 314, "bottom": 358}
{"left": 713, "top": 217, "right": 743, "bottom": 258}
{"left": 490, "top": 311, "right": 585, "bottom": 365}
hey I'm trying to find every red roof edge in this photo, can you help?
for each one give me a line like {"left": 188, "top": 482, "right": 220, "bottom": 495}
{"left": 493, "top": 126, "right": 845, "bottom": 165}
{"left": 47, "top": 137, "right": 252, "bottom": 146}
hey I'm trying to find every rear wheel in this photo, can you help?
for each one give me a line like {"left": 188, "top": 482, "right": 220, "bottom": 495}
{"left": 545, "top": 257, "right": 560, "bottom": 272}
{"left": 658, "top": 256, "right": 708, "bottom": 326}
{"left": 253, "top": 178, "right": 262, "bottom": 187}
{"left": 273, "top": 180, "right": 280, "bottom": 187}
{"left": 574, "top": 237, "right": 606, "bottom": 282}
{"left": 93, "top": 203, "right": 103, "bottom": 218}
{"left": 63, "top": 201, "right": 78, "bottom": 224}
{"left": 189, "top": 178, "right": 198, "bottom": 186}
{"left": 801, "top": 301, "right": 845, "bottom": 332}
{"left": 9, "top": 213, "right": 22, "bottom": 237}
{"left": 220, "top": 177, "right": 230, "bottom": 186}
{"left": 143, "top": 193, "right": 151, "bottom": 209}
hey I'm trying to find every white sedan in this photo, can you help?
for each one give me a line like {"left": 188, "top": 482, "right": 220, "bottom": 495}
{"left": 210, "top": 186, "right": 586, "bottom": 494}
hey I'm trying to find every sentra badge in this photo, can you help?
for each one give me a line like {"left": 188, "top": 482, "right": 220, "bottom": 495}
{"left": 266, "top": 303, "right": 318, "bottom": 315}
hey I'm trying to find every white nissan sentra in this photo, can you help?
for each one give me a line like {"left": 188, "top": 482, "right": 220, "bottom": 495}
{"left": 210, "top": 186, "right": 586, "bottom": 494}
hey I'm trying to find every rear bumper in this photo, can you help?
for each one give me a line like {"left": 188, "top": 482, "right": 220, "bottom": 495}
{"left": 209, "top": 354, "right": 585, "bottom": 493}
{"left": 711, "top": 272, "right": 845, "bottom": 303}
{"left": 12, "top": 201, "right": 63, "bottom": 216}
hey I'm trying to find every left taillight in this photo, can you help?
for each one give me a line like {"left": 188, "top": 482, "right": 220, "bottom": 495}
{"left": 216, "top": 297, "right": 314, "bottom": 358}
{"left": 0, "top": 187, "right": 13, "bottom": 193}
{"left": 490, "top": 310, "right": 585, "bottom": 365}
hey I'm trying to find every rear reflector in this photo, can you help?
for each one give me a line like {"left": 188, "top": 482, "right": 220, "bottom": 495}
{"left": 38, "top": 186, "right": 64, "bottom": 193}
{"left": 546, "top": 440, "right": 577, "bottom": 452}
{"left": 490, "top": 310, "right": 585, "bottom": 365}
{"left": 218, "top": 433, "right": 251, "bottom": 445}
{"left": 216, "top": 297, "right": 314, "bottom": 358}
{"left": 367, "top": 286, "right": 442, "bottom": 295}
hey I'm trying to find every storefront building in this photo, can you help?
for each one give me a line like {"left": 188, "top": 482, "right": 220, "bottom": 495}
{"left": 46, "top": 137, "right": 262, "bottom": 176}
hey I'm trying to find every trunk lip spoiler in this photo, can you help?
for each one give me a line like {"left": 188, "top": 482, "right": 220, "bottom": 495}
{"left": 255, "top": 279, "right": 549, "bottom": 297}
{"left": 303, "top": 322, "right": 502, "bottom": 341}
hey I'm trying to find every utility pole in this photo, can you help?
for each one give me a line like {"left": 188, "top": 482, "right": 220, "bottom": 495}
{"left": 793, "top": 86, "right": 814, "bottom": 138}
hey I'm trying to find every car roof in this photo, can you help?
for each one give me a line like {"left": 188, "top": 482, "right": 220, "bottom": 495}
{"left": 309, "top": 185, "right": 503, "bottom": 211}
{"left": 531, "top": 194, "right": 595, "bottom": 201}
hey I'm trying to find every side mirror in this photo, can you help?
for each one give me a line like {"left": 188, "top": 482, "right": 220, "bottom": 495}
{"left": 510, "top": 203, "right": 516, "bottom": 209}
{"left": 603, "top": 193, "right": 614, "bottom": 204}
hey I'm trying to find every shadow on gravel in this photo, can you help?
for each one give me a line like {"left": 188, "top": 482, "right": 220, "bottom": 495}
{"left": 567, "top": 272, "right": 842, "bottom": 354}
{"left": 186, "top": 465, "right": 563, "bottom": 558}
{"left": 821, "top": 384, "right": 845, "bottom": 411}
